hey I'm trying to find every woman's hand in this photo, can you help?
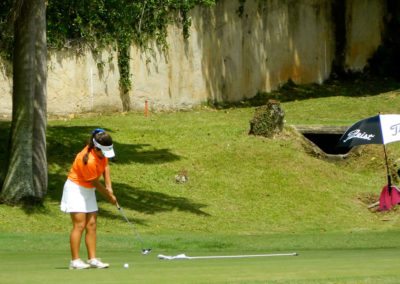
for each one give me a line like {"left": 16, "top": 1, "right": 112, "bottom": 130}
{"left": 108, "top": 192, "right": 117, "bottom": 205}
{"left": 91, "top": 179, "right": 117, "bottom": 205}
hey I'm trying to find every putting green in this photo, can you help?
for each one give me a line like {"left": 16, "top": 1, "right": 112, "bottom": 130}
{"left": 1, "top": 248, "right": 400, "bottom": 283}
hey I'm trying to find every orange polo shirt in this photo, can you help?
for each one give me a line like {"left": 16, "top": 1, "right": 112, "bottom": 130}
{"left": 67, "top": 146, "right": 108, "bottom": 188}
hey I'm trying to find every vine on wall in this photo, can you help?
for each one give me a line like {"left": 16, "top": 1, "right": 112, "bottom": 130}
{"left": 0, "top": 0, "right": 13, "bottom": 64}
{"left": 237, "top": 0, "right": 246, "bottom": 17}
{"left": 0, "top": 0, "right": 216, "bottom": 111}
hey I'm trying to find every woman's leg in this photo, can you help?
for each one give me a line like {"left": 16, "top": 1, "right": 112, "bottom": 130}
{"left": 70, "top": 212, "right": 87, "bottom": 260}
{"left": 85, "top": 212, "right": 109, "bottom": 268}
{"left": 85, "top": 212, "right": 97, "bottom": 260}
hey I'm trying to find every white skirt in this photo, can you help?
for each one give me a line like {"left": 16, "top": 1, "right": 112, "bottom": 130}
{"left": 60, "top": 179, "right": 98, "bottom": 213}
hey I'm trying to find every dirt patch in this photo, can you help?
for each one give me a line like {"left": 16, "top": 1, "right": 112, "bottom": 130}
{"left": 357, "top": 192, "right": 379, "bottom": 206}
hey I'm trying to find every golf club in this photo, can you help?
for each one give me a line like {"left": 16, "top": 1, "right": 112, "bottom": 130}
{"left": 158, "top": 252, "right": 298, "bottom": 260}
{"left": 116, "top": 202, "right": 152, "bottom": 255}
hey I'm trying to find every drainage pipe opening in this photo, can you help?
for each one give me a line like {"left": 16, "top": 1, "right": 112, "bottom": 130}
{"left": 295, "top": 125, "right": 350, "bottom": 156}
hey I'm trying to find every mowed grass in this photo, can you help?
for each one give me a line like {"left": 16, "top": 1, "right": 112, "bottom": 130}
{"left": 3, "top": 248, "right": 400, "bottom": 284}
{"left": 1, "top": 80, "right": 400, "bottom": 282}
{"left": 2, "top": 232, "right": 400, "bottom": 283}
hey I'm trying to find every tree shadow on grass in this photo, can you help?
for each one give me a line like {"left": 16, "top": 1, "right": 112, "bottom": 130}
{"left": 45, "top": 125, "right": 208, "bottom": 218}
{"left": 47, "top": 125, "right": 181, "bottom": 167}
{"left": 110, "top": 182, "right": 209, "bottom": 216}
{"left": 46, "top": 125, "right": 181, "bottom": 190}
{"left": 97, "top": 182, "right": 210, "bottom": 228}
{"left": 210, "top": 75, "right": 400, "bottom": 108}
{"left": 1, "top": 124, "right": 187, "bottom": 215}
{"left": 48, "top": 175, "right": 209, "bottom": 224}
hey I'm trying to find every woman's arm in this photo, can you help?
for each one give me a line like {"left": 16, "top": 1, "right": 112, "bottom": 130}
{"left": 103, "top": 165, "right": 113, "bottom": 193}
{"left": 91, "top": 178, "right": 117, "bottom": 205}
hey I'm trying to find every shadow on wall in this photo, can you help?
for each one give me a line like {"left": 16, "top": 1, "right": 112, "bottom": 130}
{"left": 194, "top": 0, "right": 334, "bottom": 104}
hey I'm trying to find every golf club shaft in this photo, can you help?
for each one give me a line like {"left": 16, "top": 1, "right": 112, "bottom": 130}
{"left": 116, "top": 203, "right": 145, "bottom": 246}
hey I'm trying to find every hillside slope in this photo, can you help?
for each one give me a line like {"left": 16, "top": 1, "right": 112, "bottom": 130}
{"left": 2, "top": 88, "right": 400, "bottom": 235}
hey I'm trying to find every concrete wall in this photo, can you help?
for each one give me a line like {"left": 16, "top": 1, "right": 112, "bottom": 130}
{"left": 345, "top": 0, "right": 384, "bottom": 70}
{"left": 47, "top": 48, "right": 121, "bottom": 114}
{"left": 0, "top": 62, "right": 12, "bottom": 117}
{"left": 0, "top": 0, "right": 386, "bottom": 116}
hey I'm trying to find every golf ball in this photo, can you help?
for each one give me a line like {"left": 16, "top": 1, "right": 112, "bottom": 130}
{"left": 124, "top": 263, "right": 129, "bottom": 268}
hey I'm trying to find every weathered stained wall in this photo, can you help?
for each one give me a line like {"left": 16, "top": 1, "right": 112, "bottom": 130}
{"left": 345, "top": 0, "right": 385, "bottom": 70}
{"left": 0, "top": 0, "right": 386, "bottom": 116}
{"left": 195, "top": 0, "right": 334, "bottom": 103}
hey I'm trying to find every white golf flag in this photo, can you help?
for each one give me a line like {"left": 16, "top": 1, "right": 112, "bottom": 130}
{"left": 380, "top": 114, "right": 400, "bottom": 144}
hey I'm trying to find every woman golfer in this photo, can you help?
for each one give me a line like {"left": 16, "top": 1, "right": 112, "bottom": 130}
{"left": 61, "top": 128, "right": 118, "bottom": 269}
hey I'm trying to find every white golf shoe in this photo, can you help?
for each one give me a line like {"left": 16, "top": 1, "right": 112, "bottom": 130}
{"left": 87, "top": 258, "right": 109, "bottom": 269}
{"left": 69, "top": 259, "right": 90, "bottom": 270}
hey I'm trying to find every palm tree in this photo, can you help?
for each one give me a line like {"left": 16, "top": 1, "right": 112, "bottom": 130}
{"left": 0, "top": 0, "right": 48, "bottom": 204}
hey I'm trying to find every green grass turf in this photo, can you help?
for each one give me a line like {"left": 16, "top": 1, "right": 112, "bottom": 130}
{"left": 1, "top": 232, "right": 400, "bottom": 283}
{"left": 2, "top": 78, "right": 400, "bottom": 282}
{"left": 4, "top": 249, "right": 399, "bottom": 284}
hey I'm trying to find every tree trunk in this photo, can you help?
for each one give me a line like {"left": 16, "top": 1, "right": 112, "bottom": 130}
{"left": 0, "top": 0, "right": 47, "bottom": 204}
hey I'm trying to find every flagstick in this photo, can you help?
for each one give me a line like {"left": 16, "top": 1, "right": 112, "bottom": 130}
{"left": 383, "top": 144, "right": 392, "bottom": 192}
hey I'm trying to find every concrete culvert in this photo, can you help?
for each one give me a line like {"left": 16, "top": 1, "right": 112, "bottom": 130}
{"left": 294, "top": 125, "right": 351, "bottom": 159}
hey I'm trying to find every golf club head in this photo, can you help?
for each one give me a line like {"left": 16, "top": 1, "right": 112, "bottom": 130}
{"left": 142, "top": 248, "right": 152, "bottom": 255}
{"left": 116, "top": 203, "right": 152, "bottom": 255}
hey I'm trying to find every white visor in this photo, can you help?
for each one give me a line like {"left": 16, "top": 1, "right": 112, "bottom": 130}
{"left": 93, "top": 138, "right": 115, "bottom": 158}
